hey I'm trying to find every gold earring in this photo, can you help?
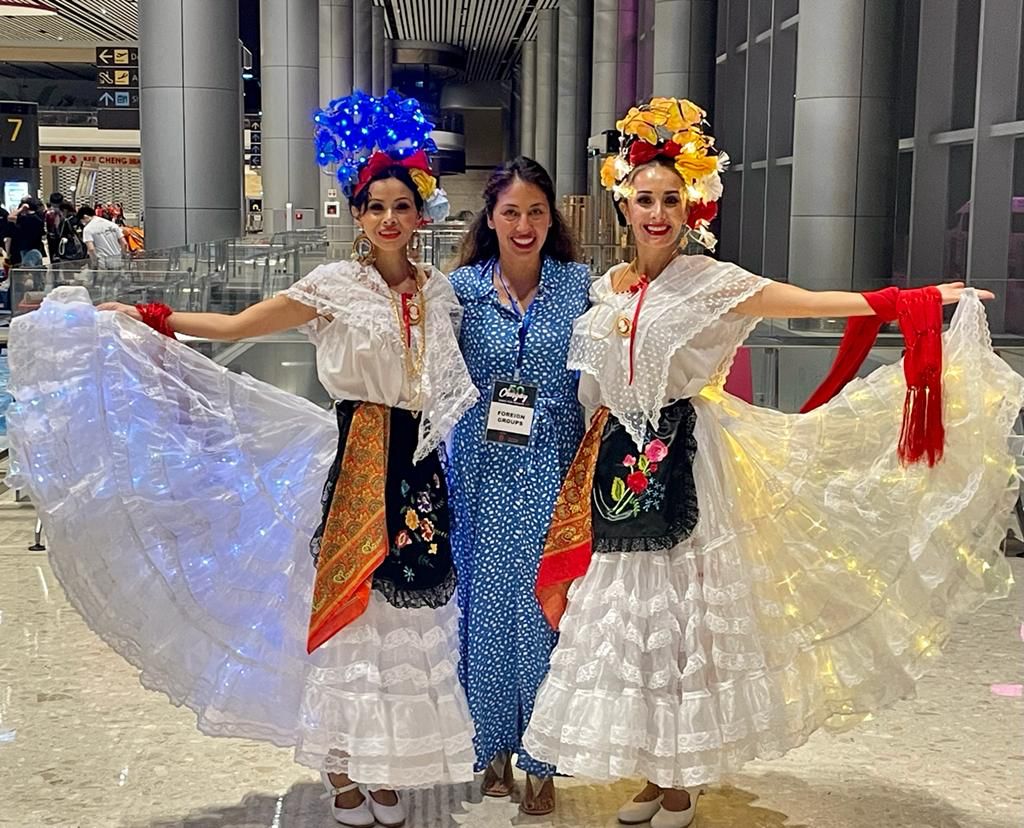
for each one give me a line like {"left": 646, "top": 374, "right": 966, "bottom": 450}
{"left": 351, "top": 230, "right": 375, "bottom": 263}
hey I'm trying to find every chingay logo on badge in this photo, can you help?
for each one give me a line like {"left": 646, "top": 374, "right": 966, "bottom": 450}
{"left": 499, "top": 384, "right": 531, "bottom": 406}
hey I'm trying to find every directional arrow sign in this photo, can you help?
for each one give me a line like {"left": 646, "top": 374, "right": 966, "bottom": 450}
{"left": 96, "top": 46, "right": 138, "bottom": 68}
{"left": 99, "top": 92, "right": 115, "bottom": 106}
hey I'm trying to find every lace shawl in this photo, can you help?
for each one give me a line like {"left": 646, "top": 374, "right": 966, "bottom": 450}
{"left": 281, "top": 260, "right": 478, "bottom": 462}
{"left": 569, "top": 255, "right": 770, "bottom": 448}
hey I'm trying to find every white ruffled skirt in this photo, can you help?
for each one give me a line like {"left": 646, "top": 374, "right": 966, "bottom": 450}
{"left": 5, "top": 287, "right": 475, "bottom": 788}
{"left": 523, "top": 293, "right": 1023, "bottom": 788}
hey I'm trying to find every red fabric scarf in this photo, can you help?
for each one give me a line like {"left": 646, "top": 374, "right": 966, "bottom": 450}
{"left": 801, "top": 286, "right": 945, "bottom": 466}
{"left": 136, "top": 302, "right": 177, "bottom": 339}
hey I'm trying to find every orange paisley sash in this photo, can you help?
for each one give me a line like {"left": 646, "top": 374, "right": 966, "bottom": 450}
{"left": 534, "top": 406, "right": 609, "bottom": 630}
{"left": 307, "top": 402, "right": 390, "bottom": 653}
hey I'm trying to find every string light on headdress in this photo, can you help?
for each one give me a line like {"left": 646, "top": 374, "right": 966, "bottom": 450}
{"left": 312, "top": 89, "right": 449, "bottom": 221}
{"left": 600, "top": 96, "right": 729, "bottom": 250}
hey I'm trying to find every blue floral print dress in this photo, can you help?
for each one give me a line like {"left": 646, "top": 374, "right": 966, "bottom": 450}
{"left": 448, "top": 255, "right": 590, "bottom": 775}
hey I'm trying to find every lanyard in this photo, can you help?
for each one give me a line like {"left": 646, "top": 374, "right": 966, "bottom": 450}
{"left": 493, "top": 260, "right": 538, "bottom": 380}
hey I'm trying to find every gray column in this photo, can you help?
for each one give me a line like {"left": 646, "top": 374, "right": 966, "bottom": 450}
{"left": 262, "top": 0, "right": 320, "bottom": 234}
{"left": 592, "top": 0, "right": 640, "bottom": 136}
{"left": 352, "top": 0, "right": 372, "bottom": 92}
{"left": 789, "top": 0, "right": 899, "bottom": 292}
{"left": 907, "top": 1, "right": 957, "bottom": 283}
{"left": 534, "top": 9, "right": 559, "bottom": 178}
{"left": 319, "top": 0, "right": 354, "bottom": 239}
{"left": 651, "top": 0, "right": 715, "bottom": 105}
{"left": 635, "top": 0, "right": 654, "bottom": 100}
{"left": 139, "top": 0, "right": 242, "bottom": 248}
{"left": 319, "top": 0, "right": 352, "bottom": 102}
{"left": 964, "top": 0, "right": 1021, "bottom": 330}
{"left": 615, "top": 1, "right": 639, "bottom": 119}
{"left": 556, "top": 0, "right": 593, "bottom": 197}
{"left": 591, "top": 0, "right": 618, "bottom": 137}
{"left": 371, "top": 5, "right": 385, "bottom": 96}
{"left": 519, "top": 40, "right": 537, "bottom": 158}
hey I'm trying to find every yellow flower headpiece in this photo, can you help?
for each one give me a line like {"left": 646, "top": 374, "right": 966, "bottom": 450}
{"left": 601, "top": 97, "right": 729, "bottom": 249}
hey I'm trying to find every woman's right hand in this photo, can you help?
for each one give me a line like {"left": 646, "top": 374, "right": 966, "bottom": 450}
{"left": 97, "top": 302, "right": 142, "bottom": 321}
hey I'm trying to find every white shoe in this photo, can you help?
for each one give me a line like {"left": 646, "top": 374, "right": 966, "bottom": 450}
{"left": 369, "top": 789, "right": 406, "bottom": 827}
{"left": 617, "top": 792, "right": 664, "bottom": 824}
{"left": 650, "top": 788, "right": 703, "bottom": 828}
{"left": 319, "top": 771, "right": 375, "bottom": 827}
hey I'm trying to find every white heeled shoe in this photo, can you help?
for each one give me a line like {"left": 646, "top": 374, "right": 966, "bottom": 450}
{"left": 368, "top": 788, "right": 406, "bottom": 827}
{"left": 650, "top": 788, "right": 703, "bottom": 828}
{"left": 617, "top": 792, "right": 663, "bottom": 824}
{"left": 319, "top": 771, "right": 375, "bottom": 827}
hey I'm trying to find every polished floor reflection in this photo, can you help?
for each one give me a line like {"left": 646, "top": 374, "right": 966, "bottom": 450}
{"left": 1, "top": 501, "right": 1022, "bottom": 828}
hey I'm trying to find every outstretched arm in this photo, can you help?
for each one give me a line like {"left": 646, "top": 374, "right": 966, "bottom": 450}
{"left": 733, "top": 280, "right": 993, "bottom": 319}
{"left": 98, "top": 293, "right": 320, "bottom": 341}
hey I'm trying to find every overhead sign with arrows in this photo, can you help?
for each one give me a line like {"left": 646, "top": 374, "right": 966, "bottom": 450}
{"left": 96, "top": 45, "right": 140, "bottom": 130}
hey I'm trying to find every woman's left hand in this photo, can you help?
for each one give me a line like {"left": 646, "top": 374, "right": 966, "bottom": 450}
{"left": 935, "top": 281, "right": 995, "bottom": 304}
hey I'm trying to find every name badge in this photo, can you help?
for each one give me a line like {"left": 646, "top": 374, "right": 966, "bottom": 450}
{"left": 485, "top": 379, "right": 538, "bottom": 447}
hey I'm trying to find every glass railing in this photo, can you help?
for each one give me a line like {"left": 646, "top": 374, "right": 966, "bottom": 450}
{"left": 6, "top": 229, "right": 333, "bottom": 316}
{"left": 5, "top": 226, "right": 1022, "bottom": 429}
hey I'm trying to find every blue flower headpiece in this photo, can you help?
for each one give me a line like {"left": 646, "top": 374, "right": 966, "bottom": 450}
{"left": 313, "top": 89, "right": 438, "bottom": 199}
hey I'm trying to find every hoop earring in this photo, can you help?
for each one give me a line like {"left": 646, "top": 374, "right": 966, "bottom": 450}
{"left": 351, "top": 230, "right": 375, "bottom": 263}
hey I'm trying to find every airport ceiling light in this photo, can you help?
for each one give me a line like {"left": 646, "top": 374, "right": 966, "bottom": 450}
{"left": 0, "top": 0, "right": 59, "bottom": 15}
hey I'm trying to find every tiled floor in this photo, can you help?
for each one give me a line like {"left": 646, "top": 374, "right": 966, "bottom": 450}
{"left": 1, "top": 501, "right": 1022, "bottom": 828}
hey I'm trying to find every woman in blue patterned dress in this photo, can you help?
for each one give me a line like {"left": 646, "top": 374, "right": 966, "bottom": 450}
{"left": 447, "top": 158, "right": 590, "bottom": 816}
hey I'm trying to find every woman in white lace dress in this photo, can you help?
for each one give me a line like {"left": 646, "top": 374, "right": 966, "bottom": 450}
{"left": 7, "top": 93, "right": 477, "bottom": 828}
{"left": 521, "top": 97, "right": 1023, "bottom": 828}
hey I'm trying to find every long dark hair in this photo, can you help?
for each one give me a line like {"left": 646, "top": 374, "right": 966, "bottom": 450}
{"left": 348, "top": 165, "right": 424, "bottom": 215}
{"left": 456, "top": 157, "right": 580, "bottom": 267}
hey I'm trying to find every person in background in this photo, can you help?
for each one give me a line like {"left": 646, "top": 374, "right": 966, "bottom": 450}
{"left": 8, "top": 197, "right": 46, "bottom": 268}
{"left": 44, "top": 193, "right": 64, "bottom": 260}
{"left": 0, "top": 204, "right": 10, "bottom": 266}
{"left": 78, "top": 205, "right": 127, "bottom": 270}
{"left": 58, "top": 202, "right": 86, "bottom": 261}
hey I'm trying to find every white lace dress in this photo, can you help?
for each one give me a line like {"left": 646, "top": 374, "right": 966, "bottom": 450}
{"left": 522, "top": 255, "right": 1023, "bottom": 788}
{"left": 5, "top": 260, "right": 479, "bottom": 789}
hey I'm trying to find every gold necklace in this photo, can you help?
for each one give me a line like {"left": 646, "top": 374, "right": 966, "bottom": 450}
{"left": 385, "top": 266, "right": 427, "bottom": 395}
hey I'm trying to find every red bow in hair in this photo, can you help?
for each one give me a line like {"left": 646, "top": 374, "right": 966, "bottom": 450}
{"left": 627, "top": 140, "right": 681, "bottom": 167}
{"left": 801, "top": 286, "right": 946, "bottom": 466}
{"left": 354, "top": 149, "right": 432, "bottom": 195}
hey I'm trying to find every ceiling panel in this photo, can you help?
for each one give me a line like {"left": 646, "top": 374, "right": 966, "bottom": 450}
{"left": 375, "top": 0, "right": 556, "bottom": 81}
{"left": 0, "top": 1, "right": 550, "bottom": 82}
{"left": 0, "top": 0, "right": 138, "bottom": 42}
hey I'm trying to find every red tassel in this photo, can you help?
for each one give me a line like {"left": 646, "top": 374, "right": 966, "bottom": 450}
{"left": 895, "top": 287, "right": 944, "bottom": 466}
